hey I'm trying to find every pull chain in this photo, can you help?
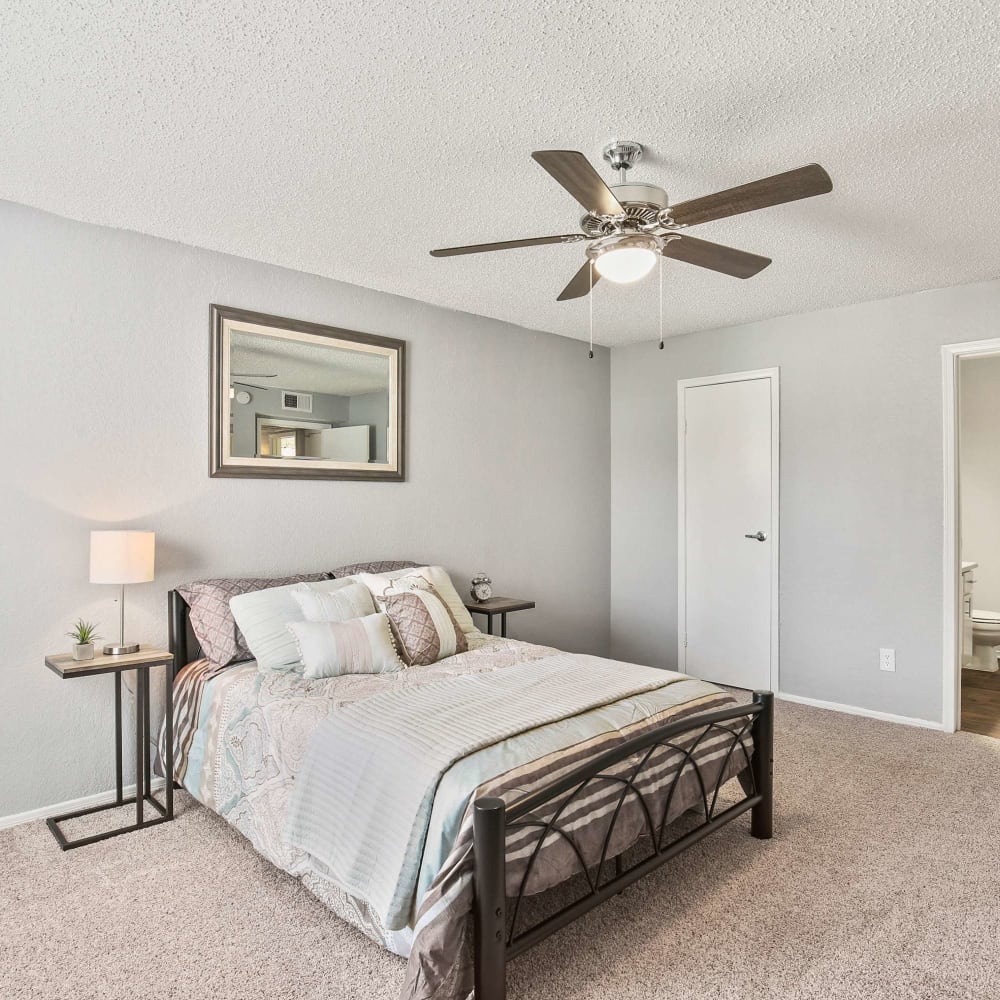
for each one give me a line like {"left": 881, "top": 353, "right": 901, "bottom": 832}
{"left": 658, "top": 254, "right": 664, "bottom": 349}
{"left": 588, "top": 260, "right": 594, "bottom": 359}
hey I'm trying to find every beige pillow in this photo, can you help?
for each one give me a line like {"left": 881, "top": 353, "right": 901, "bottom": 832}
{"left": 355, "top": 566, "right": 479, "bottom": 638}
{"left": 291, "top": 581, "right": 376, "bottom": 622}
{"left": 287, "top": 614, "right": 404, "bottom": 679}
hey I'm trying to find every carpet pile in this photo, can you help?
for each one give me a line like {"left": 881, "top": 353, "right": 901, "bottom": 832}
{"left": 2, "top": 699, "right": 999, "bottom": 999}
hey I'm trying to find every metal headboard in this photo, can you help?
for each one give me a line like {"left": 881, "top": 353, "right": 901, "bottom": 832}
{"left": 167, "top": 590, "right": 201, "bottom": 679}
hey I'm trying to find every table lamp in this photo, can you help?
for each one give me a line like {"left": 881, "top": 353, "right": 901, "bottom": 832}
{"left": 89, "top": 530, "right": 155, "bottom": 655}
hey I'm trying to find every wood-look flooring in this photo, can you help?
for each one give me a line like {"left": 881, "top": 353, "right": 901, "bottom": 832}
{"left": 961, "top": 667, "right": 1000, "bottom": 738}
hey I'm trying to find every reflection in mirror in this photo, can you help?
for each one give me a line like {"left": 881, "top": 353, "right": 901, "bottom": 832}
{"left": 211, "top": 306, "right": 404, "bottom": 481}
{"left": 230, "top": 331, "right": 391, "bottom": 462}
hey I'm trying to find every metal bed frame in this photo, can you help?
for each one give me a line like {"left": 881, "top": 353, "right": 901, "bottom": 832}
{"left": 472, "top": 693, "right": 773, "bottom": 1000}
{"left": 167, "top": 590, "right": 773, "bottom": 1000}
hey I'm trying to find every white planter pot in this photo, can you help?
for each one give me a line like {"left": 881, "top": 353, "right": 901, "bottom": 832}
{"left": 73, "top": 643, "right": 95, "bottom": 661}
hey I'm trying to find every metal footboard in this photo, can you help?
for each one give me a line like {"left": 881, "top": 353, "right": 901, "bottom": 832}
{"left": 472, "top": 690, "right": 774, "bottom": 1000}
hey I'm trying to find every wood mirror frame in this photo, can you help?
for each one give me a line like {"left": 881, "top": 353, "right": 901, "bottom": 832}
{"left": 210, "top": 304, "right": 405, "bottom": 482}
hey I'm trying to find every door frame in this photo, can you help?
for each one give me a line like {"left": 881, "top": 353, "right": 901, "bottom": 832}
{"left": 677, "top": 367, "right": 780, "bottom": 692}
{"left": 941, "top": 338, "right": 1000, "bottom": 733}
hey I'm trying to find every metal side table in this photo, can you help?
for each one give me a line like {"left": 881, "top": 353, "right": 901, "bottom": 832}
{"left": 43, "top": 645, "right": 174, "bottom": 850}
{"left": 463, "top": 597, "right": 536, "bottom": 638}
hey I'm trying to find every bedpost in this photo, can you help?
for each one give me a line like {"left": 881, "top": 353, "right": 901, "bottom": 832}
{"left": 473, "top": 796, "right": 507, "bottom": 1000}
{"left": 750, "top": 691, "right": 774, "bottom": 839}
{"left": 168, "top": 590, "right": 187, "bottom": 677}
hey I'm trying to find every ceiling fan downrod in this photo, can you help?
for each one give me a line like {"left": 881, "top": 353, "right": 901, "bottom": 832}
{"left": 602, "top": 140, "right": 643, "bottom": 183}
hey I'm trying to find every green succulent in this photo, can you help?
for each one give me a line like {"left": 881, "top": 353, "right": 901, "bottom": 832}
{"left": 67, "top": 619, "right": 101, "bottom": 644}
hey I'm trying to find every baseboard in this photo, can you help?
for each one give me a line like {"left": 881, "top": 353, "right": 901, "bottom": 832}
{"left": 0, "top": 777, "right": 168, "bottom": 832}
{"left": 777, "top": 691, "right": 943, "bottom": 731}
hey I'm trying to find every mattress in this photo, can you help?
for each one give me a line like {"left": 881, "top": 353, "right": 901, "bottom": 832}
{"left": 166, "top": 636, "right": 749, "bottom": 1000}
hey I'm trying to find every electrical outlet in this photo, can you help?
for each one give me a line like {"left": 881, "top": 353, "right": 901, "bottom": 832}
{"left": 879, "top": 648, "right": 895, "bottom": 672}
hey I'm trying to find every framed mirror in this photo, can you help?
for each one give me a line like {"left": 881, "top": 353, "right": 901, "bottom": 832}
{"left": 210, "top": 305, "right": 405, "bottom": 481}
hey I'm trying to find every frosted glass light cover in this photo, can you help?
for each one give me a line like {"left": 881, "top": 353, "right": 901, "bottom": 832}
{"left": 89, "top": 531, "right": 155, "bottom": 584}
{"left": 593, "top": 246, "right": 658, "bottom": 283}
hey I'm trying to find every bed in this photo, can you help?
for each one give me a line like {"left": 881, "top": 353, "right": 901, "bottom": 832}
{"left": 166, "top": 571, "right": 773, "bottom": 1000}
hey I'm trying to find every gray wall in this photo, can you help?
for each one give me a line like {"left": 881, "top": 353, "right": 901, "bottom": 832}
{"left": 0, "top": 199, "right": 610, "bottom": 819}
{"left": 610, "top": 279, "right": 1000, "bottom": 726}
{"left": 348, "top": 390, "right": 390, "bottom": 463}
{"left": 960, "top": 355, "right": 1000, "bottom": 612}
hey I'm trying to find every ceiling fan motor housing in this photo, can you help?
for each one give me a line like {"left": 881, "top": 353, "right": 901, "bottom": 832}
{"left": 610, "top": 182, "right": 669, "bottom": 210}
{"left": 581, "top": 181, "right": 671, "bottom": 236}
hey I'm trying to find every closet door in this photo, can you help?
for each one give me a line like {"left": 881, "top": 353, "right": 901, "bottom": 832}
{"left": 679, "top": 370, "right": 778, "bottom": 691}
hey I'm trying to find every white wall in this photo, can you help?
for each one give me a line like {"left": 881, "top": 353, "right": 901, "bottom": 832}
{"left": 0, "top": 200, "right": 610, "bottom": 819}
{"left": 960, "top": 355, "right": 1000, "bottom": 612}
{"left": 610, "top": 279, "right": 1000, "bottom": 726}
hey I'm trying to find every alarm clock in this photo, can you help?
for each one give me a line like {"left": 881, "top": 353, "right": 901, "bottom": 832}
{"left": 470, "top": 573, "right": 492, "bottom": 602}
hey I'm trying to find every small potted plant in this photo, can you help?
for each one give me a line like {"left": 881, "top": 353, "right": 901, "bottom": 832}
{"left": 68, "top": 619, "right": 101, "bottom": 661}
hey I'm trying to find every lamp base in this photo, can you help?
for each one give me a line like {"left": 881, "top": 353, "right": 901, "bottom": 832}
{"left": 103, "top": 642, "right": 140, "bottom": 656}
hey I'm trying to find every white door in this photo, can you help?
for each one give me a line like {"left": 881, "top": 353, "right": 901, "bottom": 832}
{"left": 679, "top": 371, "right": 777, "bottom": 691}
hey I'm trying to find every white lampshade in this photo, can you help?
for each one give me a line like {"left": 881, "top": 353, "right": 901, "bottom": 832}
{"left": 89, "top": 531, "right": 155, "bottom": 584}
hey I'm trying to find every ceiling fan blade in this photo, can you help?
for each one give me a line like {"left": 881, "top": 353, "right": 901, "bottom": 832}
{"left": 662, "top": 235, "right": 771, "bottom": 278}
{"left": 430, "top": 234, "right": 588, "bottom": 257}
{"left": 531, "top": 150, "right": 625, "bottom": 217}
{"left": 669, "top": 164, "right": 833, "bottom": 228}
{"left": 557, "top": 261, "right": 600, "bottom": 301}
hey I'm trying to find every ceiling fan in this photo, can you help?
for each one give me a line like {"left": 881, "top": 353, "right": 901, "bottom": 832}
{"left": 430, "top": 141, "right": 832, "bottom": 301}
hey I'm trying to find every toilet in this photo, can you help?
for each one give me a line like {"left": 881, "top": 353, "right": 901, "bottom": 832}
{"left": 971, "top": 610, "right": 1000, "bottom": 672}
{"left": 961, "top": 562, "right": 1000, "bottom": 672}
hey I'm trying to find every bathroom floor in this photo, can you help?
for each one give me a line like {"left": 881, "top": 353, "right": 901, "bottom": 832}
{"left": 961, "top": 668, "right": 1000, "bottom": 738}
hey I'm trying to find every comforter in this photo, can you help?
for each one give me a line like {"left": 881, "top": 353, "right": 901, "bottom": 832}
{"left": 167, "top": 637, "right": 749, "bottom": 1000}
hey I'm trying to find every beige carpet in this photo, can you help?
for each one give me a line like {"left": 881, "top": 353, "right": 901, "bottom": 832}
{"left": 2, "top": 700, "right": 1000, "bottom": 1000}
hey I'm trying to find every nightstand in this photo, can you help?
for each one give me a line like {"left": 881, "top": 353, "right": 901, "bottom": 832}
{"left": 464, "top": 597, "right": 535, "bottom": 638}
{"left": 43, "top": 645, "right": 174, "bottom": 850}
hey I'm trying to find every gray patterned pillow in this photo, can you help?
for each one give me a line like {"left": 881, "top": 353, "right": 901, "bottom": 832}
{"left": 178, "top": 574, "right": 328, "bottom": 665}
{"left": 330, "top": 560, "right": 420, "bottom": 578}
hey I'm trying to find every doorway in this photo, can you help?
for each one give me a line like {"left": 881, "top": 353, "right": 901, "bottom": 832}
{"left": 943, "top": 340, "right": 1000, "bottom": 735}
{"left": 677, "top": 368, "right": 779, "bottom": 692}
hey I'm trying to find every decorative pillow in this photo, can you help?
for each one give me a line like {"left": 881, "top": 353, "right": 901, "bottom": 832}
{"left": 374, "top": 581, "right": 468, "bottom": 666}
{"left": 287, "top": 614, "right": 404, "bottom": 679}
{"left": 230, "top": 578, "right": 364, "bottom": 672}
{"left": 330, "top": 560, "right": 420, "bottom": 578}
{"left": 291, "top": 581, "right": 376, "bottom": 622}
{"left": 355, "top": 566, "right": 479, "bottom": 640}
{"left": 177, "top": 573, "right": 328, "bottom": 666}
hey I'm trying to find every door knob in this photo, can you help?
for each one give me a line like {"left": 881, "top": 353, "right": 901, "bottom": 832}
{"left": 744, "top": 531, "right": 767, "bottom": 542}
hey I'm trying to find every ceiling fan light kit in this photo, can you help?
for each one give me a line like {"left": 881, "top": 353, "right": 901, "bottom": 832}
{"left": 589, "top": 234, "right": 663, "bottom": 283}
{"left": 430, "top": 139, "right": 832, "bottom": 349}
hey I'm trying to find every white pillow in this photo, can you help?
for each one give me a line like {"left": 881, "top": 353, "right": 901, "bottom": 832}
{"left": 288, "top": 613, "right": 404, "bottom": 679}
{"left": 355, "top": 566, "right": 479, "bottom": 638}
{"left": 230, "top": 577, "right": 364, "bottom": 672}
{"left": 291, "top": 580, "right": 376, "bottom": 622}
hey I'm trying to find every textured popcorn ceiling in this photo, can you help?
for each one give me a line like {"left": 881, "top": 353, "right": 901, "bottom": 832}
{"left": 1, "top": 2, "right": 998, "bottom": 346}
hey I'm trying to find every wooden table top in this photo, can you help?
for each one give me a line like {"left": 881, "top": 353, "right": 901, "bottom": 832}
{"left": 45, "top": 644, "right": 173, "bottom": 679}
{"left": 463, "top": 597, "right": 536, "bottom": 614}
